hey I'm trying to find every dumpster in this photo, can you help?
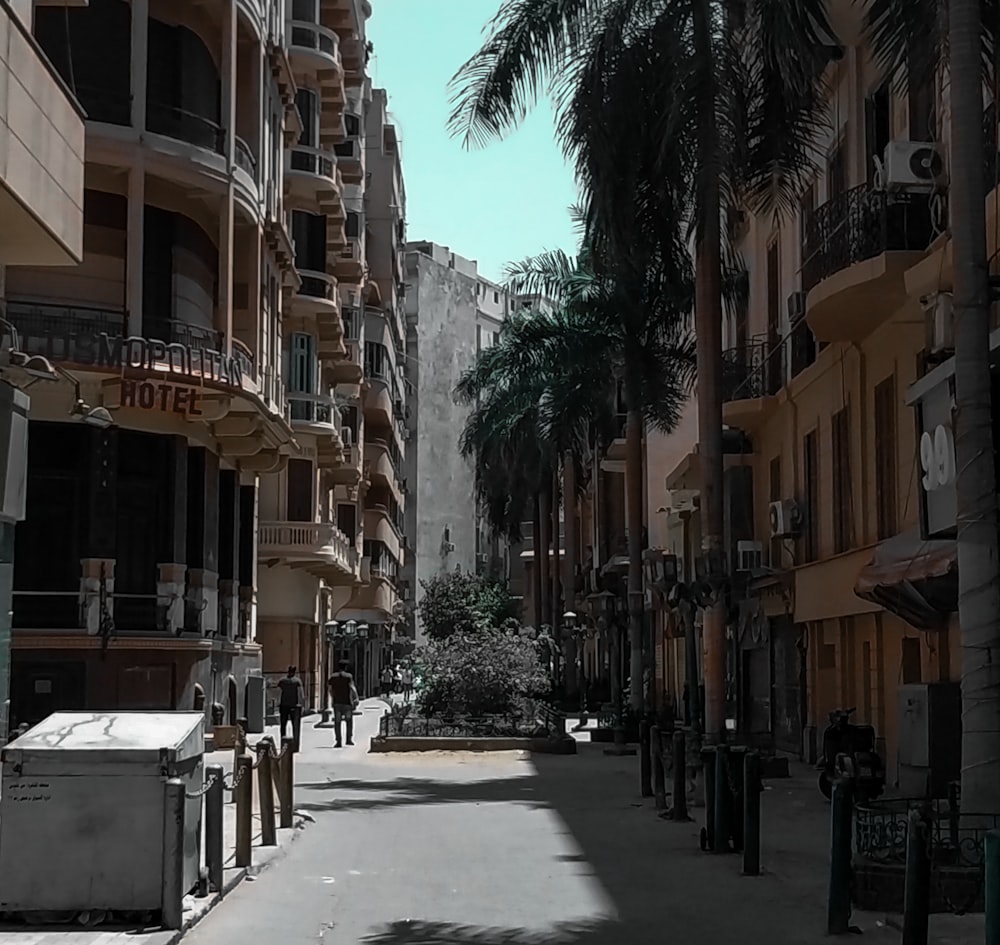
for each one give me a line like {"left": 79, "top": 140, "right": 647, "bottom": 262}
{"left": 0, "top": 711, "right": 204, "bottom": 913}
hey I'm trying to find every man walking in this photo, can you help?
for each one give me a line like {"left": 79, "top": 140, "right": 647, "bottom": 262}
{"left": 277, "top": 666, "right": 304, "bottom": 749}
{"left": 380, "top": 664, "right": 394, "bottom": 699}
{"left": 328, "top": 660, "right": 359, "bottom": 748}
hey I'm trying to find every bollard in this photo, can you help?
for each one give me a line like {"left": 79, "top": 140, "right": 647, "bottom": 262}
{"left": 827, "top": 778, "right": 854, "bottom": 935}
{"left": 713, "top": 745, "right": 732, "bottom": 854}
{"left": 986, "top": 830, "right": 1000, "bottom": 945}
{"left": 701, "top": 747, "right": 716, "bottom": 850}
{"left": 257, "top": 740, "right": 277, "bottom": 847}
{"left": 671, "top": 729, "right": 688, "bottom": 822}
{"left": 235, "top": 752, "right": 253, "bottom": 868}
{"left": 205, "top": 764, "right": 224, "bottom": 894}
{"left": 639, "top": 718, "right": 653, "bottom": 798}
{"left": 651, "top": 726, "right": 667, "bottom": 810}
{"left": 279, "top": 736, "right": 295, "bottom": 829}
{"left": 161, "top": 778, "right": 186, "bottom": 931}
{"left": 742, "top": 751, "right": 761, "bottom": 876}
{"left": 902, "top": 805, "right": 931, "bottom": 945}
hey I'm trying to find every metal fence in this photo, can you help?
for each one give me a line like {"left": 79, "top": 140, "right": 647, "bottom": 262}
{"left": 379, "top": 700, "right": 562, "bottom": 739}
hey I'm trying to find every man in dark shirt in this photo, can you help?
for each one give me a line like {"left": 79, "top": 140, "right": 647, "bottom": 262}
{"left": 276, "top": 666, "right": 304, "bottom": 749}
{"left": 328, "top": 660, "right": 359, "bottom": 748}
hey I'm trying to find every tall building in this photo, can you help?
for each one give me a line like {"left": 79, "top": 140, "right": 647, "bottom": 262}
{"left": 402, "top": 242, "right": 511, "bottom": 643}
{"left": 0, "top": 0, "right": 86, "bottom": 742}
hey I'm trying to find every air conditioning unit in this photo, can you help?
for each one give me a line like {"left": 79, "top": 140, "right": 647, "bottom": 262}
{"left": 926, "top": 292, "right": 954, "bottom": 353}
{"left": 882, "top": 140, "right": 947, "bottom": 192}
{"left": 736, "top": 540, "right": 763, "bottom": 572}
{"left": 664, "top": 489, "right": 700, "bottom": 514}
{"left": 341, "top": 426, "right": 353, "bottom": 446}
{"left": 787, "top": 291, "right": 807, "bottom": 324}
{"left": 769, "top": 500, "right": 802, "bottom": 539}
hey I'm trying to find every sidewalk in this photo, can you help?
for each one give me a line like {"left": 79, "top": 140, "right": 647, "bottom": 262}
{"left": 0, "top": 698, "right": 390, "bottom": 945}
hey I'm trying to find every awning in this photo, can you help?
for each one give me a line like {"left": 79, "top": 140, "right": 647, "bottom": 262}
{"left": 854, "top": 529, "right": 957, "bottom": 631}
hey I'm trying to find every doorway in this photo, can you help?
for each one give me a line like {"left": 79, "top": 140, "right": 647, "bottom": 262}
{"left": 10, "top": 660, "right": 86, "bottom": 730}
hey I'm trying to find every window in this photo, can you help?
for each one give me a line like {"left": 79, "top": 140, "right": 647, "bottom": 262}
{"left": 292, "top": 0, "right": 316, "bottom": 21}
{"left": 346, "top": 212, "right": 361, "bottom": 239}
{"left": 286, "top": 459, "right": 314, "bottom": 522}
{"left": 291, "top": 211, "right": 326, "bottom": 272}
{"left": 803, "top": 430, "right": 819, "bottom": 562}
{"left": 799, "top": 184, "right": 815, "bottom": 263}
{"left": 289, "top": 333, "right": 316, "bottom": 393}
{"left": 338, "top": 503, "right": 357, "bottom": 541}
{"left": 769, "top": 456, "right": 782, "bottom": 568}
{"left": 908, "top": 41, "right": 937, "bottom": 142}
{"left": 344, "top": 113, "right": 360, "bottom": 137}
{"left": 865, "top": 84, "right": 891, "bottom": 182}
{"left": 364, "top": 342, "right": 389, "bottom": 379}
{"left": 831, "top": 406, "right": 852, "bottom": 553}
{"left": 874, "top": 376, "right": 898, "bottom": 539}
{"left": 901, "top": 636, "right": 922, "bottom": 684}
{"left": 296, "top": 89, "right": 318, "bottom": 147}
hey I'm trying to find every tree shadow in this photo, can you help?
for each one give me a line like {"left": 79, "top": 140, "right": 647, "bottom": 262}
{"left": 360, "top": 918, "right": 625, "bottom": 945}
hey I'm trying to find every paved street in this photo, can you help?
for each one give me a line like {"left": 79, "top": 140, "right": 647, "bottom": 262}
{"left": 180, "top": 703, "right": 983, "bottom": 945}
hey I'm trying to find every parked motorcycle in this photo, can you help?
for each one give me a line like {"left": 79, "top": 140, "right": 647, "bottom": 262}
{"left": 817, "top": 707, "right": 886, "bottom": 803}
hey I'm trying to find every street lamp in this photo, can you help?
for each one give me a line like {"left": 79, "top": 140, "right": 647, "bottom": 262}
{"left": 564, "top": 610, "right": 596, "bottom": 730}
{"left": 591, "top": 590, "right": 633, "bottom": 755}
{"left": 318, "top": 620, "right": 340, "bottom": 725}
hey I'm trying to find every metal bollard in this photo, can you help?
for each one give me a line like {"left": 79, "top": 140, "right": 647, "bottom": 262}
{"left": 257, "top": 740, "right": 277, "bottom": 847}
{"left": 827, "top": 778, "right": 854, "bottom": 935}
{"left": 671, "top": 729, "right": 688, "bottom": 822}
{"left": 279, "top": 736, "right": 295, "bottom": 829}
{"left": 205, "top": 764, "right": 224, "bottom": 894}
{"left": 742, "top": 751, "right": 761, "bottom": 876}
{"left": 700, "top": 746, "right": 716, "bottom": 850}
{"left": 651, "top": 726, "right": 667, "bottom": 810}
{"left": 713, "top": 745, "right": 732, "bottom": 853}
{"left": 639, "top": 718, "right": 653, "bottom": 797}
{"left": 161, "top": 778, "right": 186, "bottom": 931}
{"left": 902, "top": 805, "right": 931, "bottom": 945}
{"left": 234, "top": 753, "right": 253, "bottom": 868}
{"left": 986, "top": 830, "right": 1000, "bottom": 945}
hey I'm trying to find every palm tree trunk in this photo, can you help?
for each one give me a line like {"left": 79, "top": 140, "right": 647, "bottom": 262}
{"left": 532, "top": 492, "right": 544, "bottom": 631}
{"left": 693, "top": 0, "right": 727, "bottom": 744}
{"left": 538, "top": 475, "right": 552, "bottom": 631}
{"left": 625, "top": 398, "right": 645, "bottom": 715}
{"left": 949, "top": 0, "right": 1000, "bottom": 814}
{"left": 551, "top": 463, "right": 563, "bottom": 687}
{"left": 563, "top": 457, "right": 578, "bottom": 694}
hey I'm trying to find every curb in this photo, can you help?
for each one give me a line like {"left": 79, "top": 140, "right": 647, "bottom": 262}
{"left": 163, "top": 815, "right": 308, "bottom": 944}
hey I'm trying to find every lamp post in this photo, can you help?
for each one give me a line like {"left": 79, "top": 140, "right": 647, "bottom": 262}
{"left": 642, "top": 550, "right": 679, "bottom": 716}
{"left": 593, "top": 590, "right": 635, "bottom": 756}
{"left": 318, "top": 620, "right": 339, "bottom": 727}
{"left": 564, "top": 610, "right": 596, "bottom": 730}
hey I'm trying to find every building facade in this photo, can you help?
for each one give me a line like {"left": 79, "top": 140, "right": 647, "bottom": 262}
{"left": 402, "top": 242, "right": 511, "bottom": 643}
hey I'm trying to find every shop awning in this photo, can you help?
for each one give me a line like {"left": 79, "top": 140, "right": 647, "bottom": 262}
{"left": 854, "top": 529, "right": 957, "bottom": 630}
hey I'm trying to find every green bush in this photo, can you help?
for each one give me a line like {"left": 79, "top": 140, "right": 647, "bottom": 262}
{"left": 417, "top": 568, "right": 517, "bottom": 640}
{"left": 415, "top": 628, "right": 550, "bottom": 716}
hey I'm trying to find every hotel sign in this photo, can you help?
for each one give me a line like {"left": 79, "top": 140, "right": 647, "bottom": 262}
{"left": 17, "top": 326, "right": 245, "bottom": 390}
{"left": 121, "top": 380, "right": 204, "bottom": 417}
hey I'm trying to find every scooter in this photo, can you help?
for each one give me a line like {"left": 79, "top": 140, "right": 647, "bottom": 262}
{"left": 817, "top": 707, "right": 886, "bottom": 803}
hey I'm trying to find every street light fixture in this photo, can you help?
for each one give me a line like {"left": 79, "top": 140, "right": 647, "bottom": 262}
{"left": 590, "top": 590, "right": 632, "bottom": 755}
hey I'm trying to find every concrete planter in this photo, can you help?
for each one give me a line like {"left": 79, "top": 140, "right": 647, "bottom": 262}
{"left": 369, "top": 735, "right": 577, "bottom": 754}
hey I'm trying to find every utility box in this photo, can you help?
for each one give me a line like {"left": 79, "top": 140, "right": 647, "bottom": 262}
{"left": 0, "top": 711, "right": 204, "bottom": 913}
{"left": 898, "top": 683, "right": 961, "bottom": 798}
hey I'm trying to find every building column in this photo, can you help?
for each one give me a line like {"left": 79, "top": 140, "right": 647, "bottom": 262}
{"left": 238, "top": 482, "right": 257, "bottom": 641}
{"left": 218, "top": 1, "right": 237, "bottom": 358}
{"left": 221, "top": 0, "right": 236, "bottom": 167}
{"left": 130, "top": 0, "right": 149, "bottom": 131}
{"left": 126, "top": 170, "right": 145, "bottom": 336}
{"left": 157, "top": 437, "right": 187, "bottom": 634}
{"left": 218, "top": 470, "right": 240, "bottom": 640}
{"left": 80, "top": 429, "right": 118, "bottom": 634}
{"left": 186, "top": 448, "right": 220, "bottom": 636}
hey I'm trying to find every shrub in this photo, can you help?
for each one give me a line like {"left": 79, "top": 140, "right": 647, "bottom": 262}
{"left": 415, "top": 628, "right": 550, "bottom": 716}
{"left": 417, "top": 568, "right": 517, "bottom": 640}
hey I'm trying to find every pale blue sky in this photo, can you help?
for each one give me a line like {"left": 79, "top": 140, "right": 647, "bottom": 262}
{"left": 366, "top": 0, "right": 580, "bottom": 284}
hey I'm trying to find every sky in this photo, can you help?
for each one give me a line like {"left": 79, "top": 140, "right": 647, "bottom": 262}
{"left": 366, "top": 0, "right": 580, "bottom": 284}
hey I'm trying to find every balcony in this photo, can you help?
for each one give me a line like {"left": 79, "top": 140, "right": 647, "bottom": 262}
{"left": 330, "top": 340, "right": 364, "bottom": 384}
{"left": 288, "top": 391, "right": 341, "bottom": 437}
{"left": 73, "top": 84, "right": 131, "bottom": 127}
{"left": 363, "top": 506, "right": 402, "bottom": 562}
{"left": 363, "top": 375, "right": 394, "bottom": 427}
{"left": 365, "top": 437, "right": 403, "bottom": 499}
{"left": 289, "top": 270, "right": 344, "bottom": 358}
{"left": 146, "top": 102, "right": 225, "bottom": 155}
{"left": 334, "top": 237, "right": 364, "bottom": 281}
{"left": 330, "top": 440, "right": 364, "bottom": 486}
{"left": 286, "top": 145, "right": 344, "bottom": 217}
{"left": 721, "top": 339, "right": 785, "bottom": 427}
{"left": 287, "top": 20, "right": 345, "bottom": 101}
{"left": 258, "top": 519, "right": 357, "bottom": 582}
{"left": 235, "top": 136, "right": 257, "bottom": 180}
{"left": 802, "top": 183, "right": 942, "bottom": 342}
{"left": 605, "top": 414, "right": 628, "bottom": 461}
{"left": 333, "top": 135, "right": 363, "bottom": 183}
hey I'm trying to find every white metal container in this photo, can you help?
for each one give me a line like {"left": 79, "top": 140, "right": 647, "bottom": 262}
{"left": 0, "top": 711, "right": 205, "bottom": 913}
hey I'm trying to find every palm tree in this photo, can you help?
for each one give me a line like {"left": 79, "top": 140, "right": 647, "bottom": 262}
{"left": 448, "top": 0, "right": 832, "bottom": 740}
{"left": 864, "top": 0, "right": 1000, "bottom": 815}
{"left": 459, "top": 247, "right": 695, "bottom": 720}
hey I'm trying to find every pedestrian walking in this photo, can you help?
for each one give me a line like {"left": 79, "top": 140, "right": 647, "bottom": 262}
{"left": 380, "top": 664, "right": 394, "bottom": 698}
{"left": 276, "top": 666, "right": 304, "bottom": 749}
{"left": 328, "top": 660, "right": 360, "bottom": 748}
{"left": 401, "top": 666, "right": 414, "bottom": 703}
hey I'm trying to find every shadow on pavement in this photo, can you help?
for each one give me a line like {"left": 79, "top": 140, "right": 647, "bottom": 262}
{"left": 360, "top": 918, "right": 623, "bottom": 945}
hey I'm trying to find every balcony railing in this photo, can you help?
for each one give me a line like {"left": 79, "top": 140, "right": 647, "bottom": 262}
{"left": 289, "top": 20, "right": 340, "bottom": 59}
{"left": 259, "top": 520, "right": 357, "bottom": 571}
{"left": 234, "top": 136, "right": 257, "bottom": 177}
{"left": 721, "top": 339, "right": 785, "bottom": 401}
{"left": 146, "top": 318, "right": 223, "bottom": 351}
{"left": 333, "top": 137, "right": 360, "bottom": 161}
{"left": 75, "top": 84, "right": 132, "bottom": 127}
{"left": 802, "top": 183, "right": 940, "bottom": 293}
{"left": 288, "top": 391, "right": 339, "bottom": 427}
{"left": 290, "top": 145, "right": 336, "bottom": 178}
{"left": 5, "top": 301, "right": 126, "bottom": 353}
{"left": 146, "top": 102, "right": 225, "bottom": 154}
{"left": 298, "top": 269, "right": 337, "bottom": 301}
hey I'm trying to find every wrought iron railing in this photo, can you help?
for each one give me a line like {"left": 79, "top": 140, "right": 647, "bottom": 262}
{"left": 290, "top": 145, "right": 336, "bottom": 178}
{"left": 378, "top": 700, "right": 563, "bottom": 739}
{"left": 5, "top": 301, "right": 126, "bottom": 355}
{"left": 722, "top": 338, "right": 785, "bottom": 401}
{"left": 74, "top": 84, "right": 132, "bottom": 126}
{"left": 146, "top": 102, "right": 225, "bottom": 154}
{"left": 802, "top": 183, "right": 940, "bottom": 293}
{"left": 146, "top": 318, "right": 223, "bottom": 351}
